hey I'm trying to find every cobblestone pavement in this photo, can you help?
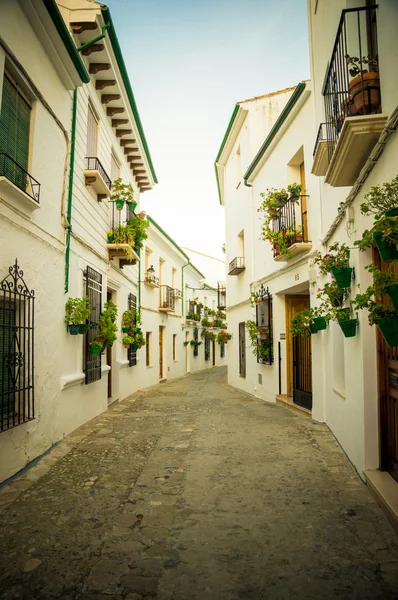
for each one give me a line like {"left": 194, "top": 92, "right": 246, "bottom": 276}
{"left": 0, "top": 367, "right": 398, "bottom": 600}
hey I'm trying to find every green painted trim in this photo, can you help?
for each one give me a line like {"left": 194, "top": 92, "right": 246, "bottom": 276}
{"left": 77, "top": 24, "right": 109, "bottom": 53}
{"left": 65, "top": 88, "right": 78, "bottom": 293}
{"left": 101, "top": 6, "right": 157, "bottom": 184}
{"left": 214, "top": 103, "right": 239, "bottom": 205}
{"left": 147, "top": 215, "right": 205, "bottom": 278}
{"left": 42, "top": 0, "right": 90, "bottom": 84}
{"left": 244, "top": 82, "right": 306, "bottom": 183}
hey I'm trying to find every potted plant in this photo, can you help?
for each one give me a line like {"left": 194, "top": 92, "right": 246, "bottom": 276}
{"left": 262, "top": 226, "right": 302, "bottom": 259}
{"left": 259, "top": 187, "right": 290, "bottom": 221}
{"left": 130, "top": 330, "right": 146, "bottom": 351}
{"left": 122, "top": 334, "right": 134, "bottom": 349}
{"left": 126, "top": 215, "right": 149, "bottom": 251}
{"left": 64, "top": 297, "right": 90, "bottom": 335}
{"left": 290, "top": 309, "right": 314, "bottom": 338}
{"left": 96, "top": 299, "right": 118, "bottom": 348}
{"left": 364, "top": 264, "right": 398, "bottom": 310}
{"left": 89, "top": 340, "right": 103, "bottom": 356}
{"left": 250, "top": 291, "right": 261, "bottom": 307}
{"left": 311, "top": 304, "right": 330, "bottom": 331}
{"left": 317, "top": 281, "right": 348, "bottom": 309}
{"left": 314, "top": 242, "right": 352, "bottom": 288}
{"left": 352, "top": 287, "right": 398, "bottom": 347}
{"left": 345, "top": 55, "right": 380, "bottom": 115}
{"left": 121, "top": 308, "right": 141, "bottom": 333}
{"left": 287, "top": 182, "right": 303, "bottom": 201}
{"left": 201, "top": 317, "right": 212, "bottom": 327}
{"left": 183, "top": 341, "right": 190, "bottom": 347}
{"left": 111, "top": 178, "right": 136, "bottom": 211}
{"left": 334, "top": 307, "right": 357, "bottom": 338}
{"left": 216, "top": 331, "right": 232, "bottom": 344}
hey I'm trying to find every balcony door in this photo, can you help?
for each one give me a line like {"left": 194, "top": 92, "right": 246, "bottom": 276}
{"left": 285, "top": 295, "right": 312, "bottom": 410}
{"left": 300, "top": 162, "right": 308, "bottom": 242}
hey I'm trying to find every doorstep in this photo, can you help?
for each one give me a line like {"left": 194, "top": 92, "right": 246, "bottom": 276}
{"left": 364, "top": 469, "right": 398, "bottom": 533}
{"left": 276, "top": 394, "right": 312, "bottom": 417}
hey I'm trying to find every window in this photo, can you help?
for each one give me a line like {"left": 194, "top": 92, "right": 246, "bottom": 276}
{"left": 173, "top": 334, "right": 177, "bottom": 361}
{"left": 128, "top": 293, "right": 137, "bottom": 367}
{"left": 193, "top": 327, "right": 199, "bottom": 357}
{"left": 205, "top": 337, "right": 210, "bottom": 361}
{"left": 85, "top": 266, "right": 102, "bottom": 384}
{"left": 110, "top": 151, "right": 120, "bottom": 183}
{"left": 146, "top": 332, "right": 151, "bottom": 367}
{"left": 86, "top": 100, "right": 98, "bottom": 157}
{"left": 0, "top": 259, "right": 34, "bottom": 430}
{"left": 0, "top": 73, "right": 32, "bottom": 190}
{"left": 220, "top": 343, "right": 225, "bottom": 358}
{"left": 256, "top": 287, "right": 273, "bottom": 365}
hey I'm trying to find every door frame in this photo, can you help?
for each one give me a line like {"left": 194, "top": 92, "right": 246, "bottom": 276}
{"left": 285, "top": 295, "right": 311, "bottom": 398}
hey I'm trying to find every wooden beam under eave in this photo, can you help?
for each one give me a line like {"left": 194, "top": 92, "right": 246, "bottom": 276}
{"left": 102, "top": 94, "right": 121, "bottom": 105}
{"left": 133, "top": 170, "right": 145, "bottom": 175}
{"left": 95, "top": 80, "right": 116, "bottom": 90}
{"left": 90, "top": 63, "right": 111, "bottom": 74}
{"left": 71, "top": 22, "right": 97, "bottom": 34}
{"left": 136, "top": 177, "right": 149, "bottom": 182}
{"left": 112, "top": 119, "right": 129, "bottom": 127}
{"left": 139, "top": 187, "right": 151, "bottom": 193}
{"left": 124, "top": 148, "right": 138, "bottom": 155}
{"left": 107, "top": 106, "right": 124, "bottom": 116}
{"left": 81, "top": 43, "right": 104, "bottom": 56}
{"left": 128, "top": 157, "right": 142, "bottom": 163}
{"left": 120, "top": 139, "right": 136, "bottom": 147}
{"left": 116, "top": 129, "right": 132, "bottom": 138}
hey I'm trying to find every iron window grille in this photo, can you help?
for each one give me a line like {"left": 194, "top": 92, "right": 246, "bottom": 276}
{"left": 217, "top": 282, "right": 226, "bottom": 310}
{"left": 220, "top": 342, "right": 225, "bottom": 358}
{"left": 159, "top": 285, "right": 175, "bottom": 311}
{"left": 0, "top": 152, "right": 40, "bottom": 203}
{"left": 85, "top": 266, "right": 102, "bottom": 385}
{"left": 128, "top": 293, "right": 137, "bottom": 367}
{"left": 193, "top": 327, "right": 199, "bottom": 357}
{"left": 322, "top": 5, "right": 380, "bottom": 161}
{"left": 205, "top": 337, "right": 211, "bottom": 361}
{"left": 313, "top": 122, "right": 329, "bottom": 156}
{"left": 85, "top": 156, "right": 112, "bottom": 190}
{"left": 0, "top": 260, "right": 34, "bottom": 431}
{"left": 255, "top": 285, "right": 273, "bottom": 365}
{"left": 270, "top": 195, "right": 309, "bottom": 258}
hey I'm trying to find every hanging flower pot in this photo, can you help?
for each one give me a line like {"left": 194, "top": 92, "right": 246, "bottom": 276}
{"left": 336, "top": 308, "right": 350, "bottom": 320}
{"left": 90, "top": 344, "right": 102, "bottom": 356}
{"left": 387, "top": 284, "right": 398, "bottom": 311}
{"left": 309, "top": 322, "right": 318, "bottom": 334}
{"left": 385, "top": 208, "right": 398, "bottom": 217}
{"left": 79, "top": 323, "right": 89, "bottom": 334}
{"left": 373, "top": 232, "right": 398, "bottom": 261}
{"left": 339, "top": 319, "right": 357, "bottom": 338}
{"left": 260, "top": 330, "right": 268, "bottom": 340}
{"left": 69, "top": 324, "right": 80, "bottom": 335}
{"left": 375, "top": 315, "right": 398, "bottom": 347}
{"left": 312, "top": 317, "right": 327, "bottom": 330}
{"left": 107, "top": 232, "right": 114, "bottom": 243}
{"left": 115, "top": 199, "right": 124, "bottom": 210}
{"left": 129, "top": 201, "right": 137, "bottom": 212}
{"left": 331, "top": 266, "right": 352, "bottom": 288}
{"left": 123, "top": 343, "right": 130, "bottom": 349}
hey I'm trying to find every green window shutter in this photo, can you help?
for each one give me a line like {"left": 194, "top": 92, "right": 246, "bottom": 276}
{"left": 0, "top": 300, "right": 16, "bottom": 418}
{"left": 0, "top": 74, "right": 31, "bottom": 190}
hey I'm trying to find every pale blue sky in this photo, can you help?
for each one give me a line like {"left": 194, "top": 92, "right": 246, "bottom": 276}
{"left": 107, "top": 0, "right": 310, "bottom": 259}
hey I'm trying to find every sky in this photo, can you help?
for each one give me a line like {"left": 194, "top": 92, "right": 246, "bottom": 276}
{"left": 107, "top": 0, "right": 310, "bottom": 261}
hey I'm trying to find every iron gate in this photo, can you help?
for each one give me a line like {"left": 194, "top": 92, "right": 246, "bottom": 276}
{"left": 293, "top": 334, "right": 312, "bottom": 410}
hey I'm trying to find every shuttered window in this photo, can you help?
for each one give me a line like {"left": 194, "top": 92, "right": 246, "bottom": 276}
{"left": 86, "top": 101, "right": 98, "bottom": 157}
{"left": 0, "top": 74, "right": 31, "bottom": 189}
{"left": 0, "top": 300, "right": 16, "bottom": 418}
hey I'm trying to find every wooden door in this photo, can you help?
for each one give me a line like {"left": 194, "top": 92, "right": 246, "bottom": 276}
{"left": 159, "top": 326, "right": 163, "bottom": 380}
{"left": 375, "top": 252, "right": 398, "bottom": 481}
{"left": 285, "top": 296, "right": 312, "bottom": 400}
{"left": 239, "top": 322, "right": 246, "bottom": 377}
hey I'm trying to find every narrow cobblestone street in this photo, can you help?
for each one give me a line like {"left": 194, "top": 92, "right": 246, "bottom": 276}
{"left": 0, "top": 367, "right": 397, "bottom": 600}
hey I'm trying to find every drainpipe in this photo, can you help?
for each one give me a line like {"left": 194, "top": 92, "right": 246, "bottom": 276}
{"left": 182, "top": 261, "right": 190, "bottom": 321}
{"left": 65, "top": 87, "right": 78, "bottom": 294}
{"left": 77, "top": 24, "right": 110, "bottom": 53}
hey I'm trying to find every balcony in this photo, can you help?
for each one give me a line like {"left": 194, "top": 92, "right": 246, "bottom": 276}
{"left": 312, "top": 123, "right": 331, "bottom": 176}
{"left": 186, "top": 300, "right": 201, "bottom": 322}
{"left": 84, "top": 157, "right": 112, "bottom": 200}
{"left": 159, "top": 285, "right": 175, "bottom": 312}
{"left": 107, "top": 201, "right": 140, "bottom": 268}
{"left": 316, "top": 6, "right": 386, "bottom": 187}
{"left": 0, "top": 152, "right": 40, "bottom": 210}
{"left": 271, "top": 195, "right": 312, "bottom": 261}
{"left": 217, "top": 282, "right": 226, "bottom": 310}
{"left": 228, "top": 257, "right": 245, "bottom": 275}
{"left": 144, "top": 269, "right": 159, "bottom": 288}
{"left": 174, "top": 288, "right": 183, "bottom": 299}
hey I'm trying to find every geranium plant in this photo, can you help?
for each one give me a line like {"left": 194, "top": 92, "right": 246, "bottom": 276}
{"left": 314, "top": 242, "right": 350, "bottom": 274}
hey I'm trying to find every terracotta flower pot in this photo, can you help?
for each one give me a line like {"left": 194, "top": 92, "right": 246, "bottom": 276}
{"left": 349, "top": 72, "right": 381, "bottom": 115}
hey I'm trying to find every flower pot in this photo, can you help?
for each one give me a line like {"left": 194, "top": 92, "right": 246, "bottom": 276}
{"left": 96, "top": 337, "right": 105, "bottom": 344}
{"left": 122, "top": 327, "right": 128, "bottom": 333}
{"left": 137, "top": 211, "right": 146, "bottom": 220}
{"left": 312, "top": 317, "right": 327, "bottom": 331}
{"left": 260, "top": 331, "right": 268, "bottom": 340}
{"left": 128, "top": 201, "right": 137, "bottom": 212}
{"left": 131, "top": 343, "right": 139, "bottom": 352}
{"left": 107, "top": 232, "right": 114, "bottom": 243}
{"left": 90, "top": 346, "right": 101, "bottom": 356}
{"left": 331, "top": 266, "right": 352, "bottom": 289}
{"left": 387, "top": 285, "right": 398, "bottom": 311}
{"left": 373, "top": 232, "right": 398, "bottom": 261}
{"left": 69, "top": 324, "right": 80, "bottom": 335}
{"left": 115, "top": 199, "right": 124, "bottom": 210}
{"left": 349, "top": 72, "right": 381, "bottom": 115}
{"left": 375, "top": 315, "right": 398, "bottom": 347}
{"left": 385, "top": 208, "right": 398, "bottom": 217}
{"left": 123, "top": 343, "right": 130, "bottom": 349}
{"left": 79, "top": 324, "right": 89, "bottom": 334}
{"left": 339, "top": 319, "right": 357, "bottom": 338}
{"left": 309, "top": 322, "right": 318, "bottom": 334}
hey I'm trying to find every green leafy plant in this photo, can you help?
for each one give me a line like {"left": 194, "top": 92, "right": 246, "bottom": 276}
{"left": 216, "top": 310, "right": 226, "bottom": 319}
{"left": 122, "top": 335, "right": 135, "bottom": 347}
{"left": 287, "top": 182, "right": 303, "bottom": 198}
{"left": 201, "top": 329, "right": 216, "bottom": 341}
{"left": 64, "top": 297, "right": 90, "bottom": 325}
{"left": 111, "top": 177, "right": 136, "bottom": 205}
{"left": 262, "top": 226, "right": 302, "bottom": 258}
{"left": 314, "top": 242, "right": 350, "bottom": 275}
{"left": 290, "top": 309, "right": 313, "bottom": 339}
{"left": 345, "top": 54, "right": 379, "bottom": 78}
{"left": 358, "top": 175, "right": 398, "bottom": 218}
{"left": 317, "top": 281, "right": 348, "bottom": 309}
{"left": 250, "top": 291, "right": 261, "bottom": 307}
{"left": 183, "top": 341, "right": 190, "bottom": 347}
{"left": 121, "top": 309, "right": 141, "bottom": 331}
{"left": 190, "top": 340, "right": 202, "bottom": 347}
{"left": 351, "top": 290, "right": 395, "bottom": 325}
{"left": 131, "top": 330, "right": 146, "bottom": 348}
{"left": 126, "top": 216, "right": 149, "bottom": 251}
{"left": 97, "top": 300, "right": 118, "bottom": 348}
{"left": 89, "top": 340, "right": 103, "bottom": 355}
{"left": 216, "top": 331, "right": 232, "bottom": 344}
{"left": 201, "top": 317, "right": 212, "bottom": 327}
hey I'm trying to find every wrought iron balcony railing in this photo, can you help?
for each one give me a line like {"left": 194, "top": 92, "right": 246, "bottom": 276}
{"left": 0, "top": 152, "right": 40, "bottom": 203}
{"left": 159, "top": 285, "right": 175, "bottom": 311}
{"left": 270, "top": 195, "right": 309, "bottom": 258}
{"left": 186, "top": 300, "right": 201, "bottom": 321}
{"left": 217, "top": 282, "right": 226, "bottom": 310}
{"left": 228, "top": 257, "right": 245, "bottom": 276}
{"left": 322, "top": 5, "right": 380, "bottom": 161}
{"left": 85, "top": 156, "right": 112, "bottom": 190}
{"left": 313, "top": 123, "right": 329, "bottom": 157}
{"left": 145, "top": 271, "right": 159, "bottom": 286}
